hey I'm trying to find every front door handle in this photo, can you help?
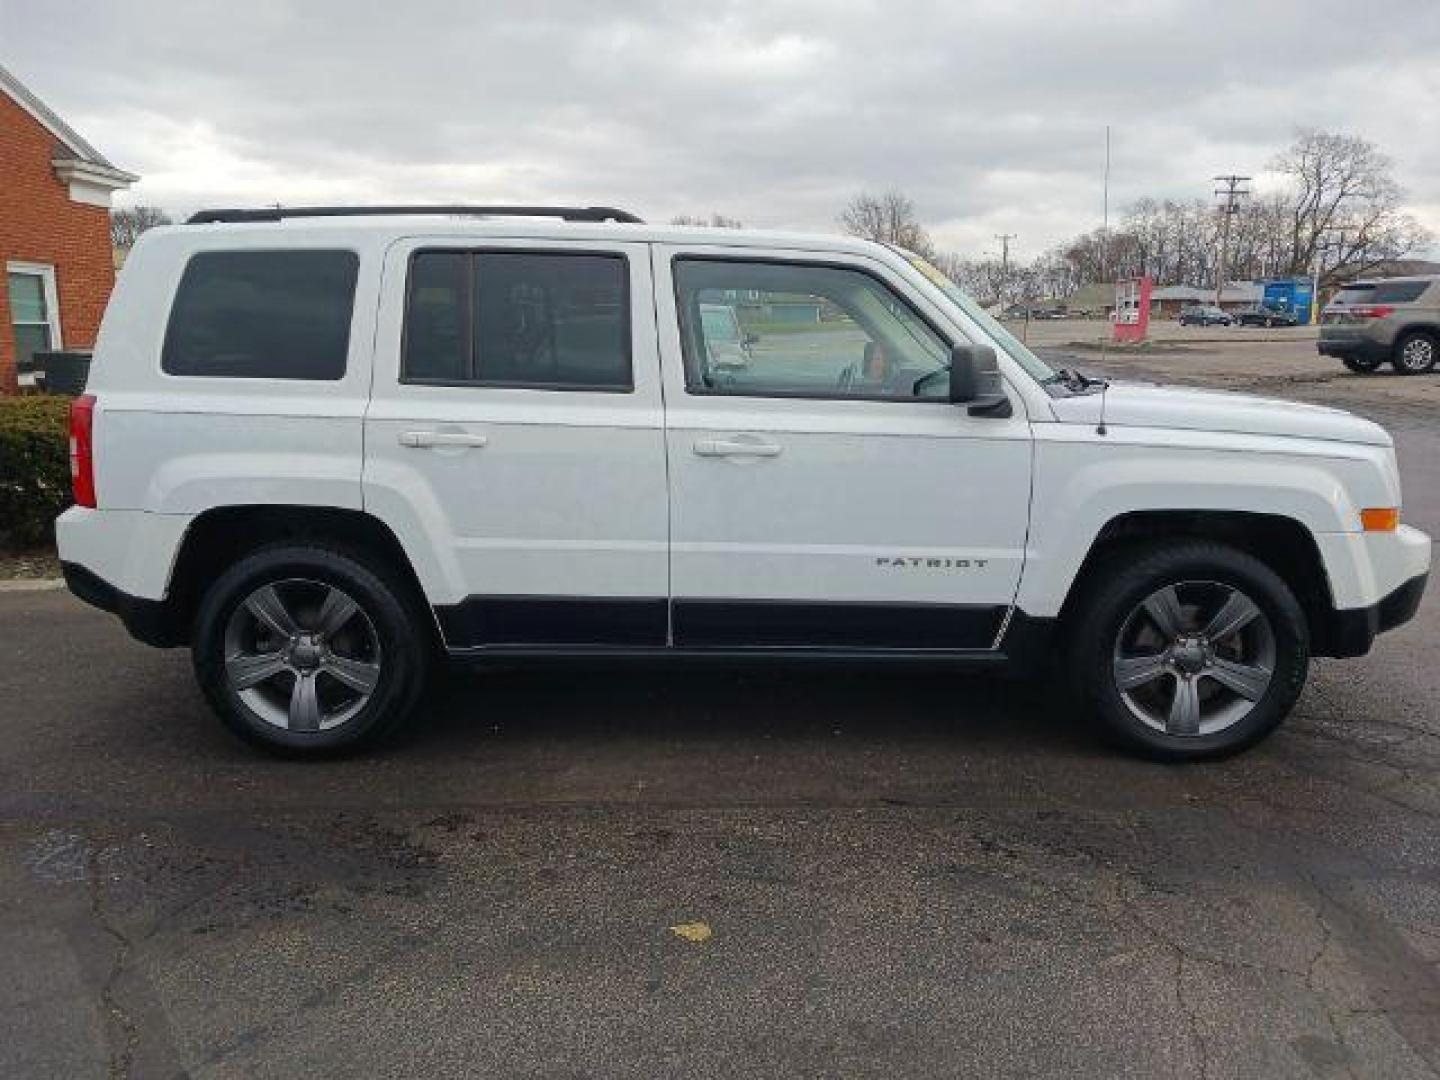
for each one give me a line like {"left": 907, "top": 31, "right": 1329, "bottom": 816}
{"left": 398, "top": 431, "right": 489, "bottom": 449}
{"left": 693, "top": 438, "right": 783, "bottom": 458}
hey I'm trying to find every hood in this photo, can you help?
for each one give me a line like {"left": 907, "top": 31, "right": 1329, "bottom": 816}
{"left": 1048, "top": 381, "right": 1391, "bottom": 447}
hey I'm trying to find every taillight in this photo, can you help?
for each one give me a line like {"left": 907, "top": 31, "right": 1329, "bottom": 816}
{"left": 69, "top": 394, "right": 96, "bottom": 508}
{"left": 1351, "top": 305, "right": 1395, "bottom": 319}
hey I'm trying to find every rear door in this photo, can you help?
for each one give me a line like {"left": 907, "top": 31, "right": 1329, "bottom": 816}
{"left": 364, "top": 238, "right": 669, "bottom": 649}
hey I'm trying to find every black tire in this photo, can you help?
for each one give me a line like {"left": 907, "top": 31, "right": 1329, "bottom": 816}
{"left": 193, "top": 544, "right": 432, "bottom": 755}
{"left": 1341, "top": 355, "right": 1383, "bottom": 374}
{"left": 1067, "top": 541, "right": 1309, "bottom": 761}
{"left": 1391, "top": 330, "right": 1438, "bottom": 375}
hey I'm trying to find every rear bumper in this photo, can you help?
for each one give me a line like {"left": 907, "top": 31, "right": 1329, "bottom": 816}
{"left": 1320, "top": 571, "right": 1428, "bottom": 658}
{"left": 62, "top": 561, "right": 181, "bottom": 648}
{"left": 1317, "top": 337, "right": 1388, "bottom": 362}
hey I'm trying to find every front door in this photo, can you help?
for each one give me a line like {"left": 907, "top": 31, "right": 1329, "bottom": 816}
{"left": 364, "top": 238, "right": 669, "bottom": 649}
{"left": 654, "top": 246, "right": 1033, "bottom": 651}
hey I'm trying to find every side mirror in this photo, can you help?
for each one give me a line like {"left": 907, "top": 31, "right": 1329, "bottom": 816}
{"left": 949, "top": 343, "right": 1012, "bottom": 418}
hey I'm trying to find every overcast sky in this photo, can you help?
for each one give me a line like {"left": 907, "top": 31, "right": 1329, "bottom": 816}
{"left": 4, "top": 0, "right": 1438, "bottom": 260}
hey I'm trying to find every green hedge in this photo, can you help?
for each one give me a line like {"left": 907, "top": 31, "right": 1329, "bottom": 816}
{"left": 0, "top": 395, "right": 72, "bottom": 550}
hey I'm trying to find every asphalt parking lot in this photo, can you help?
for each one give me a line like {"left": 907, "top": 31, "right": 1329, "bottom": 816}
{"left": 3, "top": 328, "right": 1439, "bottom": 1079}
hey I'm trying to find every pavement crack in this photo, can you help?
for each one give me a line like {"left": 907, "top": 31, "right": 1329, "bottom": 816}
{"left": 1114, "top": 875, "right": 1214, "bottom": 1078}
{"left": 1175, "top": 951, "right": 1212, "bottom": 1080}
{"left": 1304, "top": 912, "right": 1360, "bottom": 1080}
{"left": 87, "top": 843, "right": 138, "bottom": 1080}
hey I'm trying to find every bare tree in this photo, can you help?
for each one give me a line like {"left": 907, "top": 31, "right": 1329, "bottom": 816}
{"left": 110, "top": 205, "right": 174, "bottom": 248}
{"left": 1271, "top": 129, "right": 1430, "bottom": 283}
{"left": 838, "top": 190, "right": 934, "bottom": 258}
{"left": 670, "top": 212, "right": 744, "bottom": 228}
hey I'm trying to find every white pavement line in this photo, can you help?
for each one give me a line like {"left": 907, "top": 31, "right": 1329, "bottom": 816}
{"left": 0, "top": 578, "right": 65, "bottom": 593}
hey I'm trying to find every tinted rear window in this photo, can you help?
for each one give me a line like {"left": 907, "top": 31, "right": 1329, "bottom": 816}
{"left": 1334, "top": 281, "right": 1430, "bottom": 305}
{"left": 403, "top": 250, "right": 631, "bottom": 391}
{"left": 163, "top": 250, "right": 359, "bottom": 379}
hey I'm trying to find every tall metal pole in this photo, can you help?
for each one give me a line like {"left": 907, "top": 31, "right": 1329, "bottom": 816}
{"left": 1100, "top": 125, "right": 1112, "bottom": 337}
{"left": 994, "top": 232, "right": 1016, "bottom": 305}
{"left": 1100, "top": 125, "right": 1113, "bottom": 341}
{"left": 1212, "top": 174, "right": 1250, "bottom": 308}
{"left": 1100, "top": 126, "right": 1111, "bottom": 243}
{"left": 994, "top": 233, "right": 1016, "bottom": 272}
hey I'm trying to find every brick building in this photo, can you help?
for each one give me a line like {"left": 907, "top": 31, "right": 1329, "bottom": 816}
{"left": 0, "top": 62, "right": 136, "bottom": 393}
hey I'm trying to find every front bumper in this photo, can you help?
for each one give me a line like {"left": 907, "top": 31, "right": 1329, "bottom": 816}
{"left": 1320, "top": 571, "right": 1428, "bottom": 658}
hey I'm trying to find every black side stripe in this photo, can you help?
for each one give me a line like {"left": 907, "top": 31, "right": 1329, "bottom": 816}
{"left": 435, "top": 596, "right": 1006, "bottom": 651}
{"left": 436, "top": 596, "right": 667, "bottom": 647}
{"left": 672, "top": 599, "right": 1005, "bottom": 650}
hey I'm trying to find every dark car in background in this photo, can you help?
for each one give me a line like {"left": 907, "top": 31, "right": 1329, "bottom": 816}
{"left": 1178, "top": 305, "right": 1232, "bottom": 327}
{"left": 1319, "top": 276, "right": 1440, "bottom": 374}
{"left": 1234, "top": 304, "right": 1299, "bottom": 328}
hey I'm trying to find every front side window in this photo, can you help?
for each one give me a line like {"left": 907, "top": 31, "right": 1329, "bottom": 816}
{"left": 673, "top": 258, "right": 949, "bottom": 400}
{"left": 6, "top": 264, "right": 60, "bottom": 372}
{"left": 403, "top": 251, "right": 631, "bottom": 391}
{"left": 163, "top": 250, "right": 359, "bottom": 379}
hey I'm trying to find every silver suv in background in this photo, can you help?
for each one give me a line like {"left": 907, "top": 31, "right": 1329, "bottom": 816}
{"left": 1318, "top": 276, "right": 1440, "bottom": 375}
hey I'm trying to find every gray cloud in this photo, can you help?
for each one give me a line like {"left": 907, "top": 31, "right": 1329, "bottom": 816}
{"left": 3, "top": 0, "right": 1437, "bottom": 258}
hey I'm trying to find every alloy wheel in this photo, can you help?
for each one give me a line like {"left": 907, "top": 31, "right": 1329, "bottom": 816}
{"left": 223, "top": 579, "right": 382, "bottom": 732}
{"left": 1111, "top": 580, "right": 1275, "bottom": 737}
{"left": 1399, "top": 336, "right": 1435, "bottom": 373}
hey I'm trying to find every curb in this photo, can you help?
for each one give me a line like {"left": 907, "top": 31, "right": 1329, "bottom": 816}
{"left": 0, "top": 578, "right": 65, "bottom": 593}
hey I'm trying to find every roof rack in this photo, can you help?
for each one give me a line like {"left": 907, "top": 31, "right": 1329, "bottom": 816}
{"left": 186, "top": 205, "right": 644, "bottom": 225}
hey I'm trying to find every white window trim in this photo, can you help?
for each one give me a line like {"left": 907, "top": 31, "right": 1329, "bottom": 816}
{"left": 7, "top": 260, "right": 63, "bottom": 354}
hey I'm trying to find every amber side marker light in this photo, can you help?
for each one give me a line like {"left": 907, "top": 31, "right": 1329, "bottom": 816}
{"left": 1361, "top": 508, "right": 1400, "bottom": 532}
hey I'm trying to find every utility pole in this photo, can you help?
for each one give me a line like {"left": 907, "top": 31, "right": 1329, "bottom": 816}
{"left": 994, "top": 233, "right": 1016, "bottom": 272}
{"left": 1311, "top": 223, "right": 1351, "bottom": 324}
{"left": 1212, "top": 174, "right": 1250, "bottom": 308}
{"left": 994, "top": 233, "right": 1017, "bottom": 305}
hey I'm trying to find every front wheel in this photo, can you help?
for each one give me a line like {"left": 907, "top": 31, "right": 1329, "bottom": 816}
{"left": 1069, "top": 542, "right": 1309, "bottom": 760}
{"left": 193, "top": 545, "right": 431, "bottom": 755}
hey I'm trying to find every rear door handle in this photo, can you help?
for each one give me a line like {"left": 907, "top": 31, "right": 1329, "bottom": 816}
{"left": 398, "top": 431, "right": 489, "bottom": 449}
{"left": 693, "top": 438, "right": 783, "bottom": 458}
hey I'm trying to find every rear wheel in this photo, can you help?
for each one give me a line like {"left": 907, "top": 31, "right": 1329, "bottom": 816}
{"left": 193, "top": 545, "right": 431, "bottom": 755}
{"left": 1069, "top": 542, "right": 1309, "bottom": 760}
{"left": 1392, "top": 330, "right": 1438, "bottom": 375}
{"left": 1341, "top": 354, "right": 1383, "bottom": 374}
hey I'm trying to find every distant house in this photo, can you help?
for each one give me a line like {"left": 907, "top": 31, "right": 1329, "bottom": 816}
{"left": 0, "top": 62, "right": 136, "bottom": 393}
{"left": 1065, "top": 282, "right": 1116, "bottom": 317}
{"left": 1148, "top": 283, "right": 1262, "bottom": 318}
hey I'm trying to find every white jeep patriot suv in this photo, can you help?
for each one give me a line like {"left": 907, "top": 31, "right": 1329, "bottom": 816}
{"left": 56, "top": 206, "right": 1431, "bottom": 759}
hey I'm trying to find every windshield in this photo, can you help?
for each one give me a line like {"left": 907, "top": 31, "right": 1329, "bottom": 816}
{"left": 890, "top": 247, "right": 1057, "bottom": 383}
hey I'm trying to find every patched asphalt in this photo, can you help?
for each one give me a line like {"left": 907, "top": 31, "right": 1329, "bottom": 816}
{"left": 2, "top": 353, "right": 1438, "bottom": 1078}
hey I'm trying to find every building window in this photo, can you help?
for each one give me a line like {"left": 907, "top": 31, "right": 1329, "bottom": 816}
{"left": 6, "top": 262, "right": 63, "bottom": 373}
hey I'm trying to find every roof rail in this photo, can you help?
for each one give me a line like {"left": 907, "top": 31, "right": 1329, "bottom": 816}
{"left": 186, "top": 205, "right": 644, "bottom": 225}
